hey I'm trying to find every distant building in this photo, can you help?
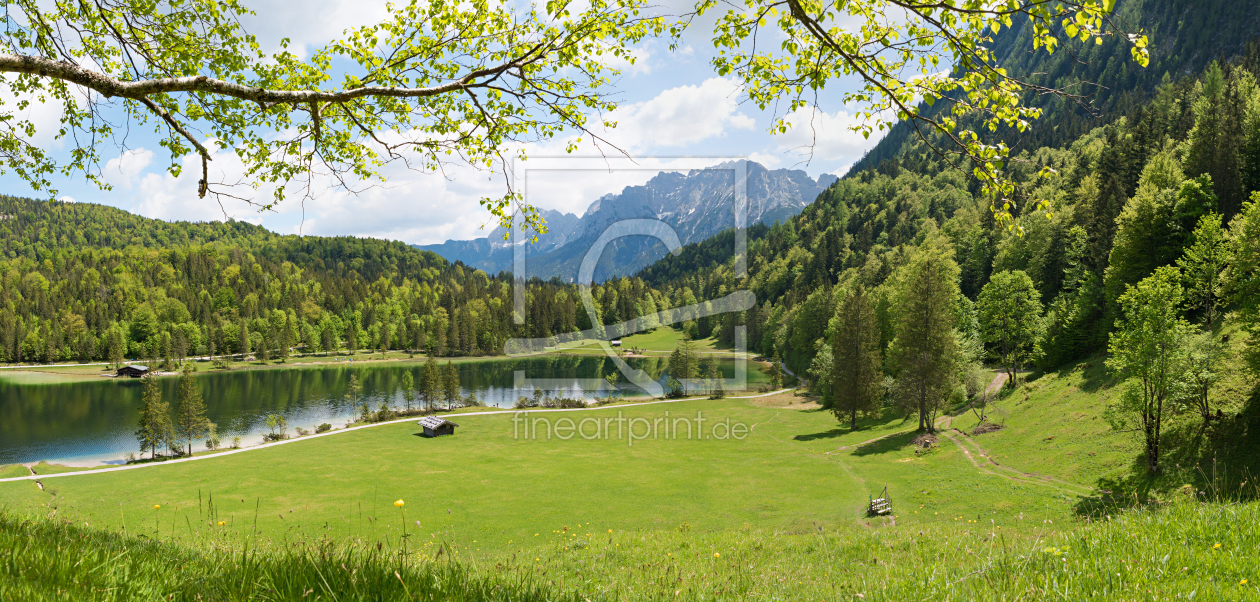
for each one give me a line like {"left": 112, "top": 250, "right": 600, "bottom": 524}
{"left": 116, "top": 365, "right": 150, "bottom": 378}
{"left": 610, "top": 339, "right": 622, "bottom": 347}
{"left": 417, "top": 416, "right": 459, "bottom": 437}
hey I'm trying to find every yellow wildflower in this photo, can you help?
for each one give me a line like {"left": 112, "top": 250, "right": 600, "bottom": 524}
{"left": 394, "top": 499, "right": 405, "bottom": 507}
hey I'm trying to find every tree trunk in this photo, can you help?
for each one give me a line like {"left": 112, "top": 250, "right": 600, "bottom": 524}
{"left": 918, "top": 383, "right": 928, "bottom": 432}
{"left": 850, "top": 407, "right": 857, "bottom": 431}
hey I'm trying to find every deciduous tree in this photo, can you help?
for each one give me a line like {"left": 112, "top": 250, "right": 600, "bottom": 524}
{"left": 701, "top": 0, "right": 1148, "bottom": 228}
{"left": 1106, "top": 266, "right": 1192, "bottom": 474}
{"left": 977, "top": 270, "right": 1043, "bottom": 386}
{"left": 1177, "top": 213, "right": 1232, "bottom": 331}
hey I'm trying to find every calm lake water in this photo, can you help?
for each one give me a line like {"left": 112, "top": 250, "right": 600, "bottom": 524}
{"left": 0, "top": 355, "right": 756, "bottom": 465}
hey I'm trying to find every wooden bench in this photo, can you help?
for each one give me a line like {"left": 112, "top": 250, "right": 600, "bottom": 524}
{"left": 868, "top": 486, "right": 892, "bottom": 516}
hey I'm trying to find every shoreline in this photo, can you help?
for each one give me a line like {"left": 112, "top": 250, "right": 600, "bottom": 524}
{"left": 0, "top": 347, "right": 763, "bottom": 384}
{"left": 0, "top": 387, "right": 798, "bottom": 483}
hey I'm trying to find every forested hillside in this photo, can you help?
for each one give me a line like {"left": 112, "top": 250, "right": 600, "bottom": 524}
{"left": 640, "top": 55, "right": 1260, "bottom": 447}
{"left": 0, "top": 197, "right": 694, "bottom": 365}
{"left": 850, "top": 0, "right": 1260, "bottom": 174}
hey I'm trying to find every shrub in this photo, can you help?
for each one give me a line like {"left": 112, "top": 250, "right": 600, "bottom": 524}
{"left": 294, "top": 427, "right": 309, "bottom": 437}
{"left": 315, "top": 423, "right": 332, "bottom": 434}
{"left": 546, "top": 397, "right": 587, "bottom": 409}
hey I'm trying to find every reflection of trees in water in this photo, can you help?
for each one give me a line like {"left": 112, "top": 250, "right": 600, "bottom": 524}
{"left": 0, "top": 356, "right": 760, "bottom": 463}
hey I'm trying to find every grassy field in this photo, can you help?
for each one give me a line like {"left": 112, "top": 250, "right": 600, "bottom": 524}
{"left": 0, "top": 390, "right": 1085, "bottom": 549}
{"left": 3, "top": 483, "right": 1257, "bottom": 600}
{"left": 2, "top": 354, "right": 1257, "bottom": 599}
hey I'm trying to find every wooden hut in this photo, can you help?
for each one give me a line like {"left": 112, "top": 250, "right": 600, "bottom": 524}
{"left": 417, "top": 416, "right": 459, "bottom": 437}
{"left": 116, "top": 365, "right": 150, "bottom": 378}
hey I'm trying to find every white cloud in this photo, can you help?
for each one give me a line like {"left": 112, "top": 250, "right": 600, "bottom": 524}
{"left": 0, "top": 89, "right": 72, "bottom": 151}
{"left": 239, "top": 0, "right": 390, "bottom": 58}
{"left": 773, "top": 105, "right": 887, "bottom": 175}
{"left": 102, "top": 148, "right": 154, "bottom": 191}
{"left": 745, "top": 151, "right": 783, "bottom": 169}
{"left": 592, "top": 77, "right": 754, "bottom": 152}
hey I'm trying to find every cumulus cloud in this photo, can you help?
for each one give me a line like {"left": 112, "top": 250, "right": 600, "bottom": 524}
{"left": 772, "top": 105, "right": 888, "bottom": 175}
{"left": 592, "top": 77, "right": 754, "bottom": 152}
{"left": 238, "top": 0, "right": 390, "bottom": 58}
{"left": 102, "top": 148, "right": 154, "bottom": 191}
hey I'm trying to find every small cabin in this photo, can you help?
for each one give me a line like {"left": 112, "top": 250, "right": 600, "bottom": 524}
{"left": 116, "top": 365, "right": 150, "bottom": 378}
{"left": 417, "top": 416, "right": 459, "bottom": 437}
{"left": 610, "top": 339, "right": 622, "bottom": 347}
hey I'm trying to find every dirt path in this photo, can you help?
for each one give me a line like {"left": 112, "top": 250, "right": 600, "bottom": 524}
{"left": 778, "top": 361, "right": 809, "bottom": 389}
{"left": 935, "top": 414, "right": 1094, "bottom": 496}
{"left": 984, "top": 371, "right": 1008, "bottom": 397}
{"left": 826, "top": 428, "right": 917, "bottom": 454}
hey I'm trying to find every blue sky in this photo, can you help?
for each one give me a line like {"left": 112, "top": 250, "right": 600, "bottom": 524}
{"left": 0, "top": 0, "right": 885, "bottom": 245}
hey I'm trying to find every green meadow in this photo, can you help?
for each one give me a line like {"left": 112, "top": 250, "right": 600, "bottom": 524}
{"left": 3, "top": 393, "right": 1073, "bottom": 550}
{"left": 2, "top": 364, "right": 1258, "bottom": 600}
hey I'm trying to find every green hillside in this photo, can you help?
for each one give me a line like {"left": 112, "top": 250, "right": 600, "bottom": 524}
{"left": 850, "top": 0, "right": 1260, "bottom": 175}
{"left": 0, "top": 196, "right": 697, "bottom": 365}
{"left": 2, "top": 361, "right": 1258, "bottom": 599}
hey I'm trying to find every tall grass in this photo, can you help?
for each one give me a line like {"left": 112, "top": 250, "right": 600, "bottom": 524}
{"left": 4, "top": 496, "right": 1257, "bottom": 601}
{"left": 0, "top": 511, "right": 575, "bottom": 601}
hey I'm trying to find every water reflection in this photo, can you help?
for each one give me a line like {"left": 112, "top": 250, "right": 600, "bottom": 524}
{"left": 0, "top": 355, "right": 749, "bottom": 465}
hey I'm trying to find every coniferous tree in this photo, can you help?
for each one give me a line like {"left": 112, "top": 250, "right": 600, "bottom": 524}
{"left": 708, "top": 358, "right": 725, "bottom": 399}
{"left": 420, "top": 356, "right": 440, "bottom": 411}
{"left": 238, "top": 319, "right": 251, "bottom": 358}
{"left": 344, "top": 374, "right": 365, "bottom": 422}
{"left": 136, "top": 374, "right": 174, "bottom": 459}
{"left": 400, "top": 370, "right": 416, "bottom": 412}
{"left": 346, "top": 320, "right": 358, "bottom": 355}
{"left": 700, "top": 356, "right": 718, "bottom": 396}
{"left": 888, "top": 236, "right": 961, "bottom": 433}
{"left": 108, "top": 327, "right": 125, "bottom": 368}
{"left": 443, "top": 361, "right": 461, "bottom": 410}
{"left": 1229, "top": 197, "right": 1260, "bottom": 373}
{"left": 174, "top": 365, "right": 211, "bottom": 456}
{"left": 412, "top": 323, "right": 426, "bottom": 357}
{"left": 831, "top": 284, "right": 882, "bottom": 431}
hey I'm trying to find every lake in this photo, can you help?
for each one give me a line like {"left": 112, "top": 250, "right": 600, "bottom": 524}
{"left": 0, "top": 355, "right": 759, "bottom": 466}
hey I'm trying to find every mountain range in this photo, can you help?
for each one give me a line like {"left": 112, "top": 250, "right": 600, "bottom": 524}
{"left": 416, "top": 161, "right": 837, "bottom": 281}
